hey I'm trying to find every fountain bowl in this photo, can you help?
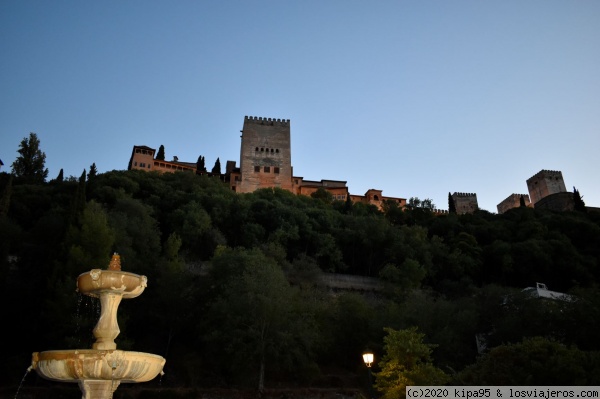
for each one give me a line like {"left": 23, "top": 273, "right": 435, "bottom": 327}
{"left": 77, "top": 269, "right": 147, "bottom": 299}
{"left": 32, "top": 349, "right": 165, "bottom": 383}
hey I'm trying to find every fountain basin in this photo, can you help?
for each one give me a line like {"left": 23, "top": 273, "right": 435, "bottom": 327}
{"left": 77, "top": 269, "right": 147, "bottom": 299}
{"left": 32, "top": 349, "right": 165, "bottom": 383}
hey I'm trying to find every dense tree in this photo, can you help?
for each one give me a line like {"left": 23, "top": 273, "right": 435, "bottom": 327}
{"left": 448, "top": 192, "right": 456, "bottom": 214}
{"left": 196, "top": 155, "right": 206, "bottom": 173}
{"left": 409, "top": 197, "right": 435, "bottom": 210}
{"left": 11, "top": 132, "right": 49, "bottom": 183}
{"left": 3, "top": 167, "right": 600, "bottom": 393}
{"left": 107, "top": 196, "right": 162, "bottom": 272}
{"left": 455, "top": 336, "right": 599, "bottom": 385}
{"left": 43, "top": 200, "right": 115, "bottom": 347}
{"left": 156, "top": 145, "right": 165, "bottom": 161}
{"left": 310, "top": 187, "right": 333, "bottom": 204}
{"left": 146, "top": 232, "right": 197, "bottom": 361}
{"left": 54, "top": 168, "right": 64, "bottom": 183}
{"left": 381, "top": 200, "right": 406, "bottom": 225}
{"left": 374, "top": 327, "right": 450, "bottom": 399}
{"left": 204, "top": 247, "right": 319, "bottom": 390}
{"left": 88, "top": 163, "right": 98, "bottom": 180}
{"left": 318, "top": 292, "right": 377, "bottom": 369}
{"left": 211, "top": 157, "right": 221, "bottom": 174}
{"left": 0, "top": 174, "right": 12, "bottom": 218}
{"left": 574, "top": 186, "right": 587, "bottom": 212}
{"left": 379, "top": 259, "right": 426, "bottom": 299}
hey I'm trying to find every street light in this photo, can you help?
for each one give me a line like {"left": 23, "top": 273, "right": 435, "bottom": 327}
{"left": 363, "top": 351, "right": 374, "bottom": 398}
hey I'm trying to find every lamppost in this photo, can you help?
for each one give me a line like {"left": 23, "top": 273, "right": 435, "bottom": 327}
{"left": 363, "top": 351, "right": 374, "bottom": 399}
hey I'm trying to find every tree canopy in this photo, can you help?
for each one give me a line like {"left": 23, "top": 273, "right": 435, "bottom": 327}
{"left": 1, "top": 166, "right": 600, "bottom": 392}
{"left": 11, "top": 132, "right": 49, "bottom": 184}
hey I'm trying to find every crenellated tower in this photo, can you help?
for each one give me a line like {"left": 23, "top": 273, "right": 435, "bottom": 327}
{"left": 526, "top": 169, "right": 566, "bottom": 205}
{"left": 451, "top": 192, "right": 478, "bottom": 214}
{"left": 237, "top": 116, "right": 293, "bottom": 193}
{"left": 497, "top": 193, "right": 531, "bottom": 214}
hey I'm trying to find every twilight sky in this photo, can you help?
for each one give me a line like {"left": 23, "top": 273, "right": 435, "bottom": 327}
{"left": 1, "top": 1, "right": 599, "bottom": 212}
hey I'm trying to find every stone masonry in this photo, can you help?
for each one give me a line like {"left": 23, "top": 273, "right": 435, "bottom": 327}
{"left": 236, "top": 116, "right": 293, "bottom": 193}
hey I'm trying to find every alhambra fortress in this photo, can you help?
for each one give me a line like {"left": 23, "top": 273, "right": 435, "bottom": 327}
{"left": 128, "top": 115, "right": 588, "bottom": 215}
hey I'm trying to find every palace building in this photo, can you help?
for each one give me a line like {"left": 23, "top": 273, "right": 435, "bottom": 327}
{"left": 128, "top": 115, "right": 589, "bottom": 214}
{"left": 129, "top": 116, "right": 405, "bottom": 210}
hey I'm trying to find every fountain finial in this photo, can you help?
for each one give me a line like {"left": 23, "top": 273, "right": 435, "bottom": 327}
{"left": 108, "top": 253, "right": 121, "bottom": 271}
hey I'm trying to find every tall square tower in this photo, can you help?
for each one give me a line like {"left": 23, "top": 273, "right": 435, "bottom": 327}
{"left": 237, "top": 116, "right": 293, "bottom": 193}
{"left": 451, "top": 192, "right": 479, "bottom": 214}
{"left": 526, "top": 170, "right": 566, "bottom": 204}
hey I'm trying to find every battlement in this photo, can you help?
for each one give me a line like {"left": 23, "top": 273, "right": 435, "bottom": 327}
{"left": 526, "top": 169, "right": 563, "bottom": 183}
{"left": 453, "top": 192, "right": 477, "bottom": 197}
{"left": 526, "top": 169, "right": 566, "bottom": 205}
{"left": 502, "top": 193, "right": 530, "bottom": 202}
{"left": 244, "top": 115, "right": 290, "bottom": 126}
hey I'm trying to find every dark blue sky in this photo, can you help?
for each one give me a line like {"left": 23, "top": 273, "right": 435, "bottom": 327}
{"left": 1, "top": 1, "right": 599, "bottom": 211}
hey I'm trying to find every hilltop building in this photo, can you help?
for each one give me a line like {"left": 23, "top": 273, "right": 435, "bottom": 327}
{"left": 129, "top": 116, "right": 405, "bottom": 210}
{"left": 451, "top": 192, "right": 478, "bottom": 215}
{"left": 232, "top": 116, "right": 293, "bottom": 193}
{"left": 497, "top": 169, "right": 579, "bottom": 214}
{"left": 526, "top": 169, "right": 575, "bottom": 212}
{"left": 527, "top": 170, "right": 567, "bottom": 204}
{"left": 129, "top": 116, "right": 592, "bottom": 214}
{"left": 497, "top": 193, "right": 531, "bottom": 214}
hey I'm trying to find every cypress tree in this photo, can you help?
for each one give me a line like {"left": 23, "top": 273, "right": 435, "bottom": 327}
{"left": 68, "top": 169, "right": 87, "bottom": 225}
{"left": 196, "top": 155, "right": 206, "bottom": 173}
{"left": 343, "top": 194, "right": 353, "bottom": 214}
{"left": 211, "top": 158, "right": 221, "bottom": 174}
{"left": 0, "top": 175, "right": 13, "bottom": 218}
{"left": 11, "top": 132, "right": 49, "bottom": 184}
{"left": 88, "top": 163, "right": 98, "bottom": 181}
{"left": 156, "top": 145, "right": 166, "bottom": 161}
{"left": 573, "top": 187, "right": 587, "bottom": 212}
{"left": 448, "top": 192, "right": 456, "bottom": 214}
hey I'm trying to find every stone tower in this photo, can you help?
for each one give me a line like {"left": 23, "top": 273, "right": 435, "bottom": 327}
{"left": 128, "top": 145, "right": 156, "bottom": 171}
{"left": 526, "top": 170, "right": 566, "bottom": 205}
{"left": 451, "top": 192, "right": 478, "bottom": 214}
{"left": 236, "top": 116, "right": 293, "bottom": 193}
{"left": 497, "top": 193, "right": 531, "bottom": 214}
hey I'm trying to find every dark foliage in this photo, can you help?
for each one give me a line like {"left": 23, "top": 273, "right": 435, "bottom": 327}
{"left": 2, "top": 169, "right": 600, "bottom": 391}
{"left": 156, "top": 145, "right": 165, "bottom": 161}
{"left": 448, "top": 192, "right": 456, "bottom": 214}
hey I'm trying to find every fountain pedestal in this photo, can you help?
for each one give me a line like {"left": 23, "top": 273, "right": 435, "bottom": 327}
{"left": 31, "top": 254, "right": 166, "bottom": 399}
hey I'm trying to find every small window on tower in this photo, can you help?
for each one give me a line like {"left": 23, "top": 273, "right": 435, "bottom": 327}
{"left": 254, "top": 166, "right": 260, "bottom": 172}
{"left": 264, "top": 166, "right": 270, "bottom": 173}
{"left": 261, "top": 148, "right": 264, "bottom": 152}
{"left": 274, "top": 167, "right": 280, "bottom": 174}
{"left": 276, "top": 149, "right": 279, "bottom": 153}
{"left": 255, "top": 147, "right": 259, "bottom": 151}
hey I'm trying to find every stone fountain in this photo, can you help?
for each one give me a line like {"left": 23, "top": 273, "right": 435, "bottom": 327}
{"left": 31, "top": 253, "right": 166, "bottom": 399}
